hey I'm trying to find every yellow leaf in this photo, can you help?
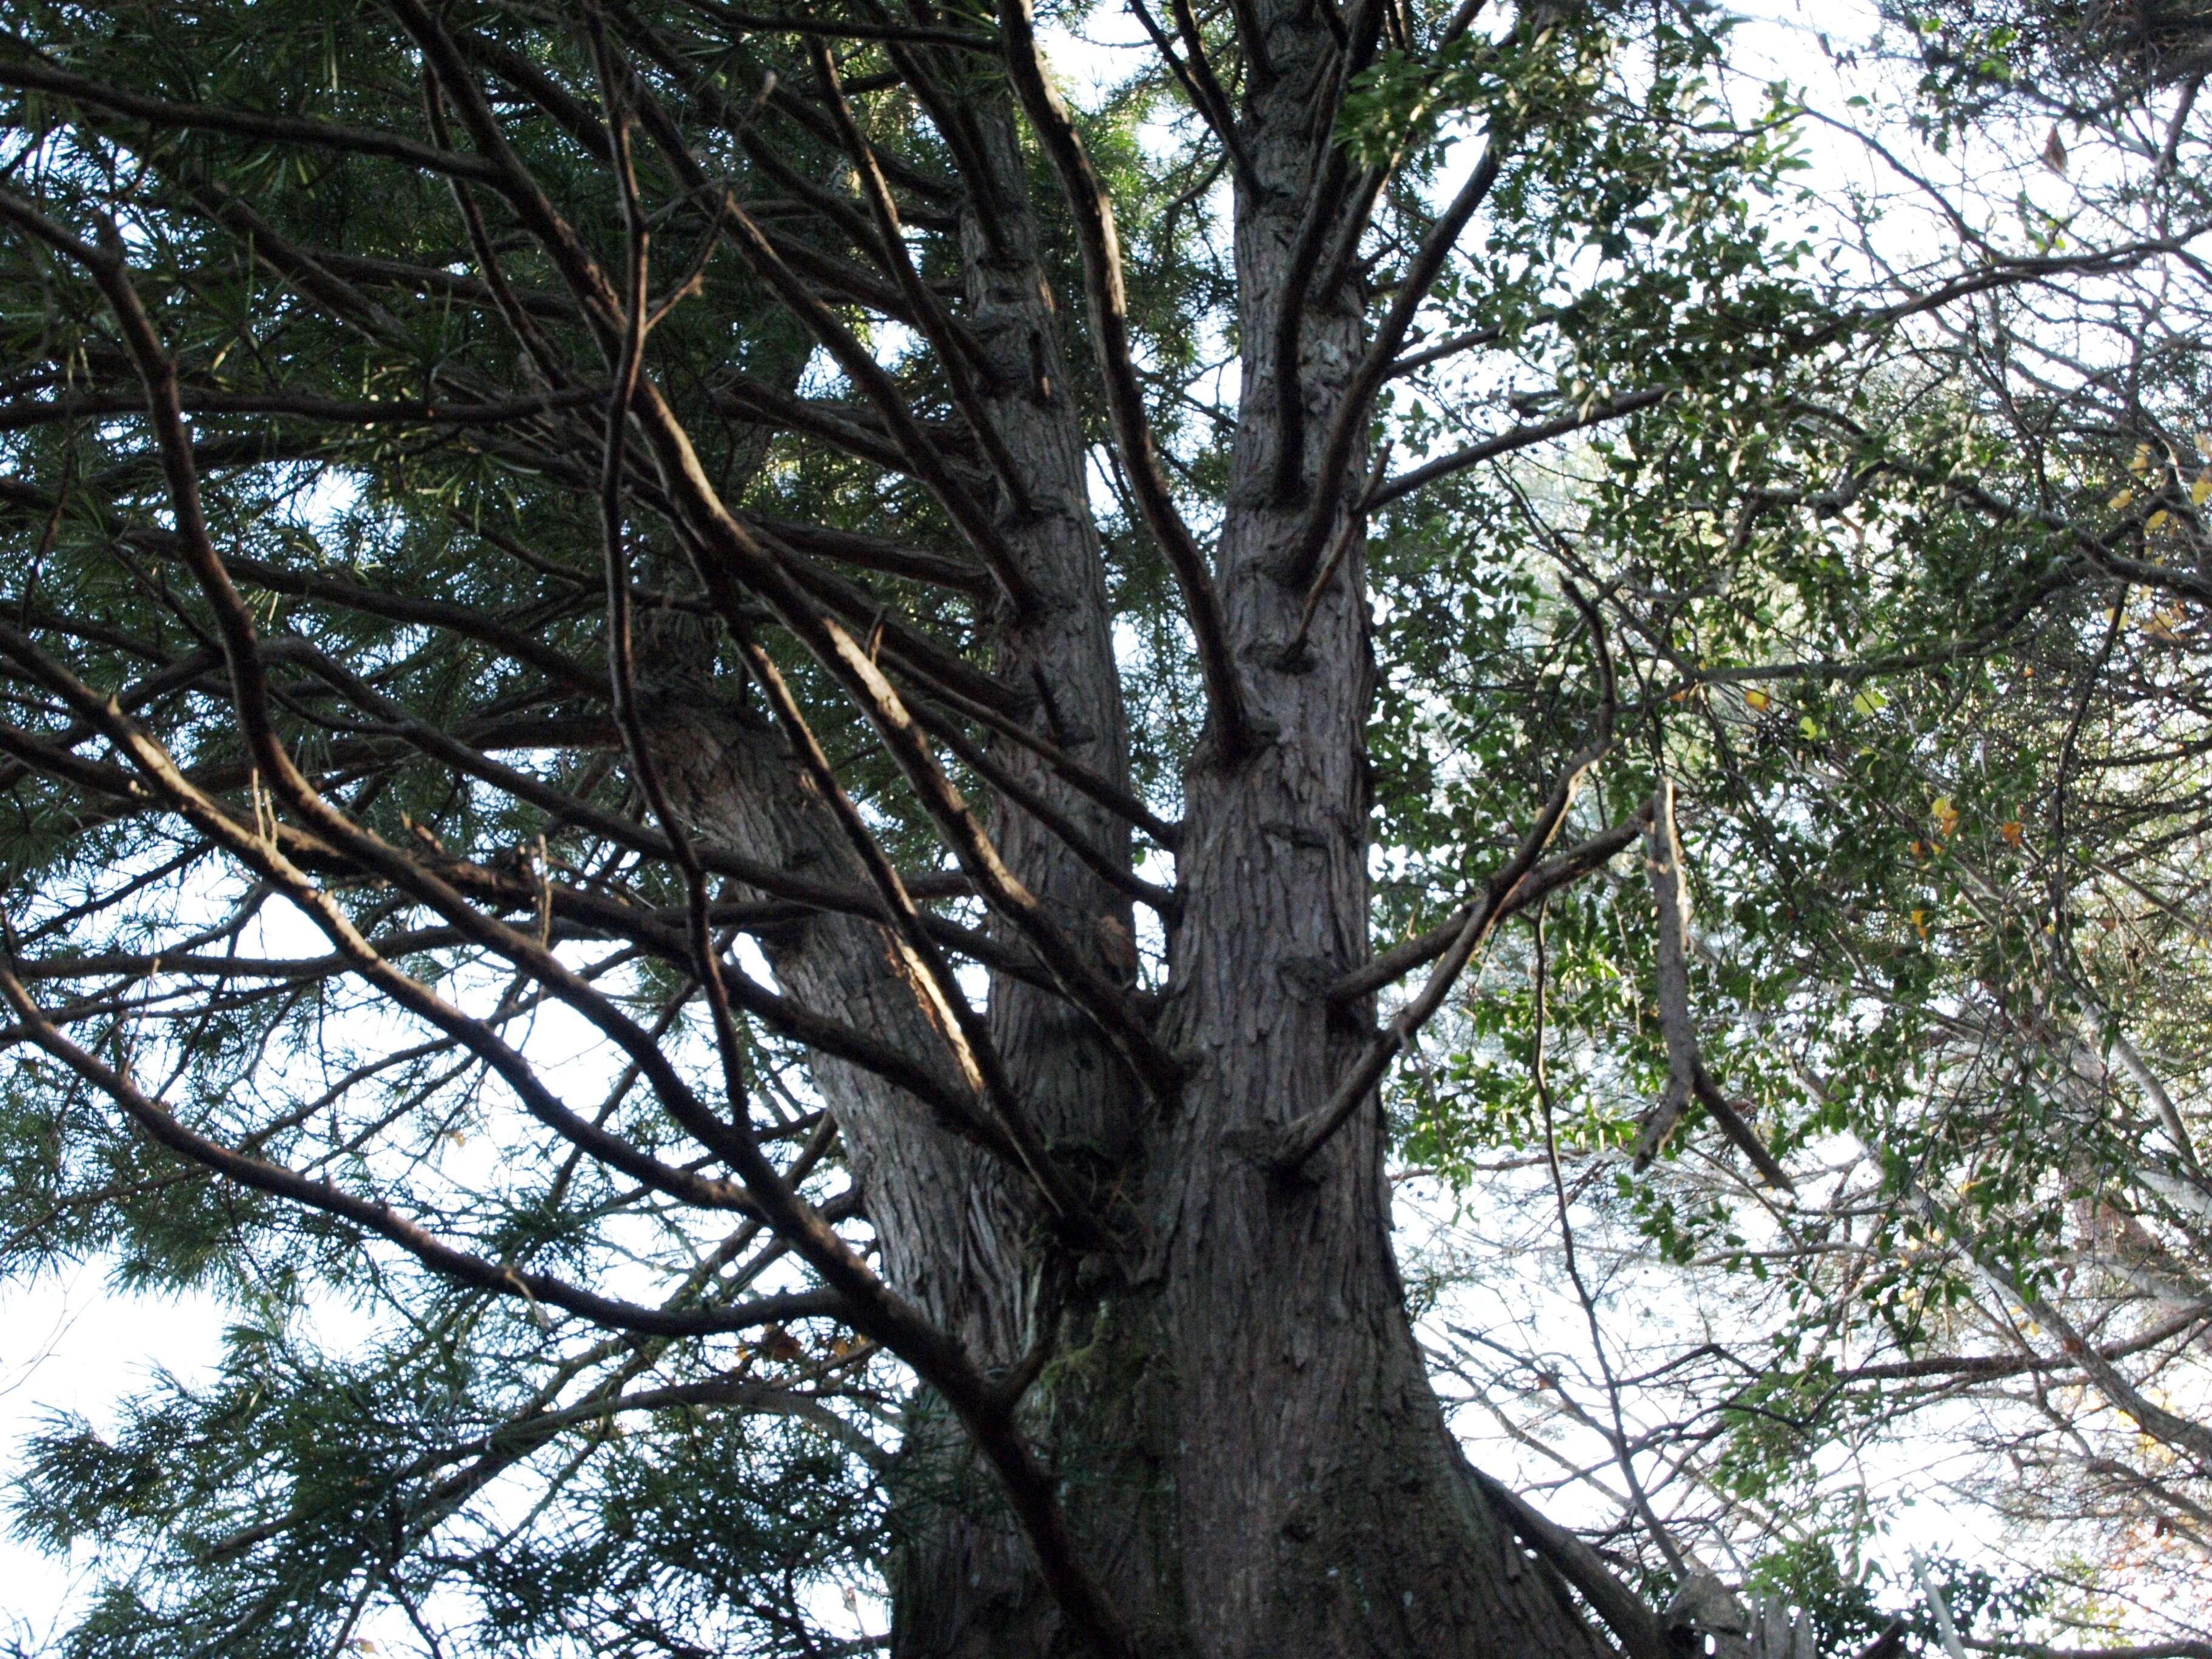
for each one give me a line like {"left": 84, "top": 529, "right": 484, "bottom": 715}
{"left": 2192, "top": 472, "right": 2211, "bottom": 506}
{"left": 2110, "top": 487, "right": 2136, "bottom": 510}
{"left": 2199, "top": 431, "right": 2212, "bottom": 460}
{"left": 1910, "top": 908, "right": 1929, "bottom": 939}
{"left": 1743, "top": 688, "right": 1771, "bottom": 712}
{"left": 2147, "top": 509, "right": 2171, "bottom": 531}
{"left": 1851, "top": 686, "right": 1886, "bottom": 715}
{"left": 2000, "top": 820, "right": 2023, "bottom": 845}
{"left": 1931, "top": 796, "right": 1961, "bottom": 837}
{"left": 2131, "top": 442, "right": 2154, "bottom": 475}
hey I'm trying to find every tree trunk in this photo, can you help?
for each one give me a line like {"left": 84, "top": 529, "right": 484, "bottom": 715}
{"left": 657, "top": 22, "right": 1614, "bottom": 1655}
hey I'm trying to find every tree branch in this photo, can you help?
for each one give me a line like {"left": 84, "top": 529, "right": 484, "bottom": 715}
{"left": 997, "top": 0, "right": 1255, "bottom": 760}
{"left": 1272, "top": 586, "right": 1614, "bottom": 1171}
{"left": 0, "top": 958, "right": 836, "bottom": 1339}
{"left": 1278, "top": 128, "right": 1511, "bottom": 584}
{"left": 1627, "top": 779, "right": 1792, "bottom": 1191}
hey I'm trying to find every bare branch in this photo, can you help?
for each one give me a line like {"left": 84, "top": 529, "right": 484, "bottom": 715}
{"left": 1327, "top": 809, "right": 1649, "bottom": 1005}
{"left": 1367, "top": 390, "right": 1672, "bottom": 511}
{"left": 1469, "top": 1469, "right": 1672, "bottom": 1659}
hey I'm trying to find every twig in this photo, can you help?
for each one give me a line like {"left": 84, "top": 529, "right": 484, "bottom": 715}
{"left": 1535, "top": 903, "right": 1692, "bottom": 1578}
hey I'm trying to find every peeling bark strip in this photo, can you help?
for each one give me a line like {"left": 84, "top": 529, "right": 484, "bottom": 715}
{"left": 1630, "top": 779, "right": 1792, "bottom": 1190}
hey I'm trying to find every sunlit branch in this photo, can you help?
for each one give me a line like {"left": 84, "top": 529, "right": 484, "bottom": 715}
{"left": 910, "top": 675, "right": 1182, "bottom": 850}
{"left": 628, "top": 387, "right": 1185, "bottom": 1098}
{"left": 732, "top": 633, "right": 1114, "bottom": 1246}
{"left": 909, "top": 695, "right": 1180, "bottom": 916}
{"left": 1626, "top": 779, "right": 1793, "bottom": 1192}
{"left": 806, "top": 44, "right": 1035, "bottom": 523}
{"left": 999, "top": 0, "right": 1255, "bottom": 761}
{"left": 597, "top": 52, "right": 1042, "bottom": 612}
{"left": 0, "top": 200, "right": 823, "bottom": 1218}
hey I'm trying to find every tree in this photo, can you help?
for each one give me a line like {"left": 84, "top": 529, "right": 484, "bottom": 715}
{"left": 0, "top": 0, "right": 2208, "bottom": 1654}
{"left": 1393, "top": 8, "right": 2212, "bottom": 1627}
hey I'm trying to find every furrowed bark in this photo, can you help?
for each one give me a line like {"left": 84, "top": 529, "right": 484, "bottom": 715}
{"left": 1140, "top": 1, "right": 1615, "bottom": 1648}
{"left": 712, "top": 13, "right": 1625, "bottom": 1654}
{"left": 641, "top": 87, "right": 1179, "bottom": 1655}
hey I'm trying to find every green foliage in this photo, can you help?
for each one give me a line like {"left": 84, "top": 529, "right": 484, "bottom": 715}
{"left": 10, "top": 1317, "right": 883, "bottom": 1657}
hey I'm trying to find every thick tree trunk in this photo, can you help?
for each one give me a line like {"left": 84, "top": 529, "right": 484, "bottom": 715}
{"left": 1124, "top": 10, "right": 1610, "bottom": 1651}
{"left": 657, "top": 31, "right": 1614, "bottom": 1656}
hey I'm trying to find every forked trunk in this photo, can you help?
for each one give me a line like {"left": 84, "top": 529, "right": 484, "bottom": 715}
{"left": 655, "top": 15, "right": 1613, "bottom": 1653}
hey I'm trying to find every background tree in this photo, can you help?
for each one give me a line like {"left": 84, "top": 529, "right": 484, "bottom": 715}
{"left": 1387, "top": 5, "right": 2212, "bottom": 1644}
{"left": 0, "top": 0, "right": 2207, "bottom": 1655}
